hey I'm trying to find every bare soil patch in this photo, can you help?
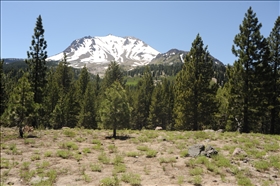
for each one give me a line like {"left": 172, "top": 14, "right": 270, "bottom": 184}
{"left": 1, "top": 127, "right": 280, "bottom": 186}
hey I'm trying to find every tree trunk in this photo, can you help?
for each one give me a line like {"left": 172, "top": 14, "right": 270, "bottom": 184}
{"left": 113, "top": 128, "right": 116, "bottom": 139}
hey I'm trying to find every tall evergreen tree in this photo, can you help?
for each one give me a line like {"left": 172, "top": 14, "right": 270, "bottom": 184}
{"left": 148, "top": 78, "right": 174, "bottom": 130}
{"left": 0, "top": 59, "right": 5, "bottom": 116}
{"left": 99, "top": 81, "right": 130, "bottom": 138}
{"left": 42, "top": 68, "right": 60, "bottom": 128}
{"left": 77, "top": 81, "right": 97, "bottom": 129}
{"left": 268, "top": 16, "right": 280, "bottom": 134}
{"left": 76, "top": 65, "right": 90, "bottom": 97}
{"left": 2, "top": 73, "right": 37, "bottom": 136}
{"left": 25, "top": 15, "right": 48, "bottom": 128}
{"left": 101, "top": 61, "right": 125, "bottom": 91}
{"left": 131, "top": 66, "right": 154, "bottom": 130}
{"left": 231, "top": 7, "right": 270, "bottom": 133}
{"left": 173, "top": 34, "right": 218, "bottom": 130}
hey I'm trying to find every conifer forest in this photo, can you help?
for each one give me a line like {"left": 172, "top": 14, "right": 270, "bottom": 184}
{"left": 1, "top": 7, "right": 280, "bottom": 136}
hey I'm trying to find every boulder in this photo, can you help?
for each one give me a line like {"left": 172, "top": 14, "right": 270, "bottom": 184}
{"left": 188, "top": 144, "right": 205, "bottom": 157}
{"left": 155, "top": 126, "right": 163, "bottom": 130}
{"left": 188, "top": 144, "right": 218, "bottom": 158}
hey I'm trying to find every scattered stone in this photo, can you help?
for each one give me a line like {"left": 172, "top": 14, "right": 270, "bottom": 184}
{"left": 7, "top": 182, "right": 14, "bottom": 185}
{"left": 272, "top": 175, "right": 277, "bottom": 178}
{"left": 216, "top": 129, "right": 224, "bottom": 133}
{"left": 232, "top": 148, "right": 247, "bottom": 156}
{"left": 203, "top": 129, "right": 215, "bottom": 132}
{"left": 155, "top": 126, "right": 163, "bottom": 130}
{"left": 204, "top": 145, "right": 218, "bottom": 157}
{"left": 188, "top": 144, "right": 218, "bottom": 158}
{"left": 30, "top": 176, "right": 49, "bottom": 184}
{"left": 188, "top": 144, "right": 205, "bottom": 157}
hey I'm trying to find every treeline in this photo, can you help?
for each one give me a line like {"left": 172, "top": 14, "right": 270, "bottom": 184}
{"left": 126, "top": 60, "right": 226, "bottom": 86}
{"left": 1, "top": 8, "right": 280, "bottom": 136}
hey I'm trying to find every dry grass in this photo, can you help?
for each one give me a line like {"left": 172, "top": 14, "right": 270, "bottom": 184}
{"left": 0, "top": 126, "right": 279, "bottom": 186}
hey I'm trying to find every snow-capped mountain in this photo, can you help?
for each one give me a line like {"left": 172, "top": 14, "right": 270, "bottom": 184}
{"left": 47, "top": 35, "right": 160, "bottom": 68}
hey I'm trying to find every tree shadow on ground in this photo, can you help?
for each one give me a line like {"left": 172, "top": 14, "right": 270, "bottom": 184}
{"left": 105, "top": 135, "right": 134, "bottom": 140}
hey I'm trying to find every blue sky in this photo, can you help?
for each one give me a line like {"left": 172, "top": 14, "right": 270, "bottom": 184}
{"left": 1, "top": 1, "right": 279, "bottom": 65}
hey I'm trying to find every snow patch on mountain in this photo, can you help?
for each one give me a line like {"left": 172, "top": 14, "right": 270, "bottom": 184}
{"left": 47, "top": 35, "right": 160, "bottom": 67}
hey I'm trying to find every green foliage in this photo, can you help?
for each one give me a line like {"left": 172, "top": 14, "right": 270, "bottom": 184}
{"left": 56, "top": 150, "right": 72, "bottom": 159}
{"left": 1, "top": 73, "right": 37, "bottom": 130}
{"left": 99, "top": 81, "right": 130, "bottom": 138}
{"left": 173, "top": 34, "right": 218, "bottom": 130}
{"left": 90, "top": 163, "right": 102, "bottom": 172}
{"left": 131, "top": 66, "right": 154, "bottom": 130}
{"left": 100, "top": 176, "right": 120, "bottom": 186}
{"left": 230, "top": 7, "right": 271, "bottom": 133}
{"left": 121, "top": 173, "right": 141, "bottom": 186}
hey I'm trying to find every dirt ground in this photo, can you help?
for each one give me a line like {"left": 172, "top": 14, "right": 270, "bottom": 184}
{"left": 1, "top": 126, "right": 280, "bottom": 186}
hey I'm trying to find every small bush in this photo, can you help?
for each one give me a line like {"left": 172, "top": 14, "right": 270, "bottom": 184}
{"left": 63, "top": 129, "right": 76, "bottom": 138}
{"left": 146, "top": 149, "right": 157, "bottom": 158}
{"left": 83, "top": 147, "right": 91, "bottom": 154}
{"left": 100, "top": 176, "right": 120, "bottom": 186}
{"left": 60, "top": 141, "right": 78, "bottom": 150}
{"left": 44, "top": 151, "right": 52, "bottom": 157}
{"left": 137, "top": 145, "right": 149, "bottom": 151}
{"left": 98, "top": 152, "right": 110, "bottom": 164}
{"left": 126, "top": 151, "right": 140, "bottom": 157}
{"left": 57, "top": 150, "right": 72, "bottom": 159}
{"left": 90, "top": 163, "right": 102, "bottom": 172}
{"left": 189, "top": 167, "right": 203, "bottom": 176}
{"left": 121, "top": 173, "right": 141, "bottom": 186}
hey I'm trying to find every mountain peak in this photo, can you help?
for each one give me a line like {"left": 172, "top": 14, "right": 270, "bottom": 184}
{"left": 47, "top": 35, "right": 160, "bottom": 70}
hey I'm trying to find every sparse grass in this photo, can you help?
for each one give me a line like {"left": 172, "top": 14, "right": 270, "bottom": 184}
{"left": 177, "top": 175, "right": 184, "bottom": 185}
{"left": 254, "top": 160, "right": 270, "bottom": 172}
{"left": 146, "top": 149, "right": 157, "bottom": 158}
{"left": 189, "top": 167, "right": 203, "bottom": 176}
{"left": 92, "top": 144, "right": 104, "bottom": 151}
{"left": 108, "top": 144, "right": 118, "bottom": 153}
{"left": 1, "top": 127, "right": 279, "bottom": 186}
{"left": 98, "top": 152, "right": 110, "bottom": 164}
{"left": 158, "top": 157, "right": 177, "bottom": 164}
{"left": 121, "top": 172, "right": 141, "bottom": 186}
{"left": 83, "top": 147, "right": 91, "bottom": 154}
{"left": 100, "top": 176, "right": 120, "bottom": 186}
{"left": 63, "top": 129, "right": 76, "bottom": 138}
{"left": 92, "top": 139, "right": 102, "bottom": 145}
{"left": 24, "top": 138, "right": 36, "bottom": 144}
{"left": 113, "top": 154, "right": 124, "bottom": 165}
{"left": 137, "top": 145, "right": 149, "bottom": 151}
{"left": 30, "top": 154, "right": 41, "bottom": 161}
{"left": 126, "top": 151, "right": 140, "bottom": 157}
{"left": 44, "top": 151, "right": 52, "bottom": 157}
{"left": 90, "top": 163, "right": 102, "bottom": 172}
{"left": 60, "top": 141, "right": 78, "bottom": 150}
{"left": 57, "top": 150, "right": 72, "bottom": 159}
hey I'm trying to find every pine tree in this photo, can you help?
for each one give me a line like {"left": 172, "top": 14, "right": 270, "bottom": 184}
{"left": 173, "top": 34, "right": 218, "bottom": 130}
{"left": 77, "top": 81, "right": 97, "bottom": 129}
{"left": 148, "top": 78, "right": 174, "bottom": 130}
{"left": 55, "top": 52, "right": 73, "bottom": 94}
{"left": 147, "top": 82, "right": 164, "bottom": 129}
{"left": 99, "top": 81, "right": 130, "bottom": 138}
{"left": 2, "top": 73, "right": 37, "bottom": 136}
{"left": 42, "top": 68, "right": 60, "bottom": 128}
{"left": 101, "top": 61, "right": 125, "bottom": 91}
{"left": 0, "top": 59, "right": 5, "bottom": 116}
{"left": 25, "top": 15, "right": 48, "bottom": 128}
{"left": 231, "top": 7, "right": 271, "bottom": 133}
{"left": 76, "top": 65, "right": 90, "bottom": 97}
{"left": 131, "top": 66, "right": 154, "bottom": 130}
{"left": 268, "top": 16, "right": 280, "bottom": 134}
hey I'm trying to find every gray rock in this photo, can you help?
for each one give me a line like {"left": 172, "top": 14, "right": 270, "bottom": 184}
{"left": 205, "top": 145, "right": 218, "bottom": 157}
{"left": 216, "top": 129, "right": 224, "bottom": 133}
{"left": 188, "top": 144, "right": 205, "bottom": 157}
{"left": 203, "top": 129, "right": 215, "bottom": 132}
{"left": 155, "top": 126, "right": 163, "bottom": 130}
{"left": 232, "top": 148, "right": 247, "bottom": 156}
{"left": 188, "top": 144, "right": 218, "bottom": 158}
